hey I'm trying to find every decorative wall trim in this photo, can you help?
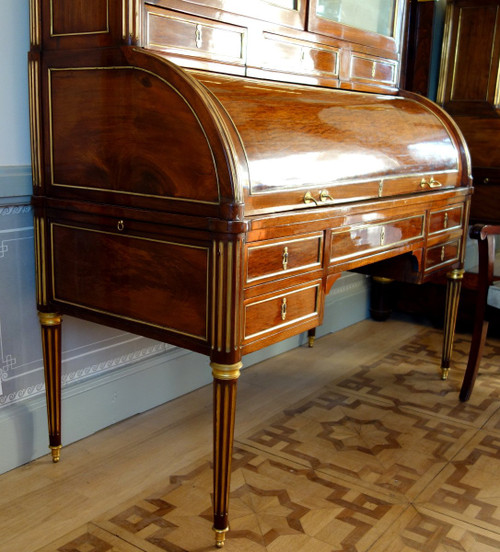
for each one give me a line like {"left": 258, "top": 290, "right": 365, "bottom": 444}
{"left": 0, "top": 165, "right": 32, "bottom": 205}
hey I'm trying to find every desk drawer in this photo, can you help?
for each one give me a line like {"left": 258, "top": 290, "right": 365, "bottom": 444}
{"left": 250, "top": 32, "right": 339, "bottom": 80}
{"left": 145, "top": 6, "right": 246, "bottom": 66}
{"left": 246, "top": 233, "right": 323, "bottom": 285}
{"left": 348, "top": 53, "right": 397, "bottom": 85}
{"left": 425, "top": 239, "right": 461, "bottom": 271}
{"left": 330, "top": 215, "right": 424, "bottom": 262}
{"left": 428, "top": 205, "right": 464, "bottom": 235}
{"left": 244, "top": 282, "right": 321, "bottom": 341}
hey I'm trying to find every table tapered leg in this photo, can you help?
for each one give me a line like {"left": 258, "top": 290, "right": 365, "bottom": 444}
{"left": 39, "top": 312, "right": 63, "bottom": 462}
{"left": 211, "top": 361, "right": 241, "bottom": 548}
{"left": 441, "top": 269, "right": 464, "bottom": 380}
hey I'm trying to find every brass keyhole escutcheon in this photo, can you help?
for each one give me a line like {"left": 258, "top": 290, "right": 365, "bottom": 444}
{"left": 282, "top": 247, "right": 289, "bottom": 271}
{"left": 281, "top": 297, "right": 287, "bottom": 321}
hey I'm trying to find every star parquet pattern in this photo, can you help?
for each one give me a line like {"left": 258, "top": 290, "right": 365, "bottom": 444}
{"left": 35, "top": 329, "right": 500, "bottom": 551}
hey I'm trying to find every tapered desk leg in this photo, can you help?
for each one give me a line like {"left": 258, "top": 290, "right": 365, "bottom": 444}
{"left": 39, "top": 312, "right": 63, "bottom": 462}
{"left": 441, "top": 269, "right": 464, "bottom": 380}
{"left": 307, "top": 328, "right": 316, "bottom": 348}
{"left": 211, "top": 361, "right": 241, "bottom": 548}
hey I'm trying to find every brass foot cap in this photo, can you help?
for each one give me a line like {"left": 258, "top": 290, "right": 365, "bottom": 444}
{"left": 441, "top": 368, "right": 449, "bottom": 381}
{"left": 308, "top": 336, "right": 315, "bottom": 348}
{"left": 213, "top": 527, "right": 228, "bottom": 548}
{"left": 50, "top": 445, "right": 62, "bottom": 463}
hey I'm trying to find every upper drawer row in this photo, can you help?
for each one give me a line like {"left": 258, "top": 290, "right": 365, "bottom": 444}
{"left": 145, "top": 6, "right": 398, "bottom": 91}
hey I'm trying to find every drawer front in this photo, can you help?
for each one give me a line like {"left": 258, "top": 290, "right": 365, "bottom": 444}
{"left": 428, "top": 205, "right": 464, "bottom": 235}
{"left": 50, "top": 222, "right": 209, "bottom": 341}
{"left": 330, "top": 215, "right": 424, "bottom": 262}
{"left": 145, "top": 7, "right": 247, "bottom": 65}
{"left": 349, "top": 53, "right": 397, "bottom": 85}
{"left": 255, "top": 32, "right": 339, "bottom": 78}
{"left": 244, "top": 283, "right": 321, "bottom": 341}
{"left": 425, "top": 240, "right": 461, "bottom": 271}
{"left": 246, "top": 233, "right": 323, "bottom": 284}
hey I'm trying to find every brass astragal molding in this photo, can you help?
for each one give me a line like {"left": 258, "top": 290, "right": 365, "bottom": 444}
{"left": 34, "top": 215, "right": 48, "bottom": 307}
{"left": 29, "top": 58, "right": 43, "bottom": 189}
{"left": 212, "top": 240, "right": 243, "bottom": 354}
{"left": 29, "top": 0, "right": 41, "bottom": 47}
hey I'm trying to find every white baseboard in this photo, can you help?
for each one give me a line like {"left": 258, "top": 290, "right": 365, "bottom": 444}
{"left": 0, "top": 272, "right": 369, "bottom": 474}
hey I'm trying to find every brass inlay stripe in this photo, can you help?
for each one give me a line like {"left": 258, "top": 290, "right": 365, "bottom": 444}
{"left": 34, "top": 216, "right": 48, "bottom": 306}
{"left": 226, "top": 241, "right": 233, "bottom": 354}
{"left": 29, "top": 0, "right": 41, "bottom": 47}
{"left": 50, "top": 223, "right": 210, "bottom": 341}
{"left": 29, "top": 59, "right": 42, "bottom": 188}
{"left": 217, "top": 241, "right": 224, "bottom": 352}
{"left": 48, "top": 66, "right": 221, "bottom": 204}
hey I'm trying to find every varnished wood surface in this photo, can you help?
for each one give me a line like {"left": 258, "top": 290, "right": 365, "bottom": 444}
{"left": 29, "top": 1, "right": 473, "bottom": 547}
{"left": 0, "top": 319, "right": 430, "bottom": 552}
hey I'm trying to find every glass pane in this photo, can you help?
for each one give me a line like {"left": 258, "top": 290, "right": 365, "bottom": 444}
{"left": 316, "top": 0, "right": 396, "bottom": 37}
{"left": 264, "top": 0, "right": 298, "bottom": 9}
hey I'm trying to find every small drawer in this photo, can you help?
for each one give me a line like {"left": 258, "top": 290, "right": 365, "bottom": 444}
{"left": 246, "top": 233, "right": 323, "bottom": 285}
{"left": 330, "top": 215, "right": 424, "bottom": 262}
{"left": 428, "top": 205, "right": 464, "bottom": 235}
{"left": 255, "top": 32, "right": 339, "bottom": 78}
{"left": 145, "top": 7, "right": 246, "bottom": 65}
{"left": 349, "top": 53, "right": 397, "bottom": 85}
{"left": 425, "top": 240, "right": 461, "bottom": 271}
{"left": 244, "top": 282, "right": 321, "bottom": 341}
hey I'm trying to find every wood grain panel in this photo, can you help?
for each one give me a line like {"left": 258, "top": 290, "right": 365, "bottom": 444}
{"left": 244, "top": 282, "right": 320, "bottom": 341}
{"left": 246, "top": 232, "right": 323, "bottom": 285}
{"left": 49, "top": 67, "right": 220, "bottom": 204}
{"left": 51, "top": 223, "right": 209, "bottom": 340}
{"left": 51, "top": 0, "right": 109, "bottom": 36}
{"left": 330, "top": 215, "right": 424, "bottom": 263}
{"left": 428, "top": 205, "right": 463, "bottom": 235}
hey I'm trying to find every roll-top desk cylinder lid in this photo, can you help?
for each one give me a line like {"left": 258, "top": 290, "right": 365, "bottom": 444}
{"left": 44, "top": 49, "right": 466, "bottom": 219}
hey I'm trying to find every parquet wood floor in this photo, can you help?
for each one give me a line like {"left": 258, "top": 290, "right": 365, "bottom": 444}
{"left": 2, "top": 317, "right": 500, "bottom": 551}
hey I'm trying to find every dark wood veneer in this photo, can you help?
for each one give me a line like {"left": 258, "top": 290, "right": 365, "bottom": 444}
{"left": 29, "top": 0, "right": 473, "bottom": 547}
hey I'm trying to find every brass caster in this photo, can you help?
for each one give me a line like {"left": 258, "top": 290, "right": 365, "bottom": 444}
{"left": 50, "top": 445, "right": 62, "bottom": 463}
{"left": 441, "top": 368, "right": 449, "bottom": 381}
{"left": 308, "top": 335, "right": 315, "bottom": 348}
{"left": 214, "top": 527, "right": 228, "bottom": 548}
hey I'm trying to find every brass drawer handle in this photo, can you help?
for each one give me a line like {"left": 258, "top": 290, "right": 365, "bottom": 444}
{"left": 117, "top": 219, "right": 125, "bottom": 231}
{"left": 420, "top": 177, "right": 442, "bottom": 189}
{"left": 319, "top": 189, "right": 333, "bottom": 202}
{"left": 281, "top": 297, "right": 287, "bottom": 321}
{"left": 303, "top": 191, "right": 318, "bottom": 205}
{"left": 282, "top": 247, "right": 289, "bottom": 270}
{"left": 443, "top": 212, "right": 449, "bottom": 229}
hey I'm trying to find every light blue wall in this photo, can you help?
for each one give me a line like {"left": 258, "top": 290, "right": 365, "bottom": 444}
{"left": 0, "top": 0, "right": 370, "bottom": 475}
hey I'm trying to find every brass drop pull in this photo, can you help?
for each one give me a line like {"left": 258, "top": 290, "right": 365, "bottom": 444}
{"left": 441, "top": 246, "right": 445, "bottom": 262}
{"left": 420, "top": 177, "right": 442, "bottom": 189}
{"left": 380, "top": 227, "right": 386, "bottom": 246}
{"left": 319, "top": 189, "right": 333, "bottom": 202}
{"left": 281, "top": 297, "right": 287, "bottom": 321}
{"left": 303, "top": 191, "right": 318, "bottom": 205}
{"left": 443, "top": 212, "right": 449, "bottom": 229}
{"left": 117, "top": 220, "right": 125, "bottom": 231}
{"left": 195, "top": 24, "right": 202, "bottom": 48}
{"left": 282, "top": 247, "right": 289, "bottom": 271}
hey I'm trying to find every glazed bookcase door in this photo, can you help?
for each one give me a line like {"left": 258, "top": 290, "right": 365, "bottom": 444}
{"left": 308, "top": 0, "right": 406, "bottom": 56}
